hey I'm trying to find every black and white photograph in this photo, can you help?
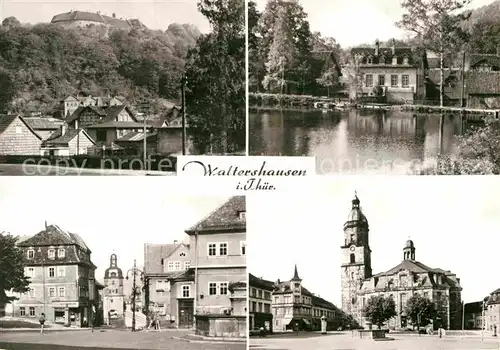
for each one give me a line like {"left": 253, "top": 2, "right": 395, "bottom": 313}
{"left": 0, "top": 178, "right": 247, "bottom": 349}
{"left": 0, "top": 0, "right": 245, "bottom": 176}
{"left": 248, "top": 0, "right": 500, "bottom": 175}
{"left": 248, "top": 177, "right": 500, "bottom": 349}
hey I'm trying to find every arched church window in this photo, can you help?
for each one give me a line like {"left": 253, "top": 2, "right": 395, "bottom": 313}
{"left": 350, "top": 234, "right": 355, "bottom": 242}
{"left": 111, "top": 272, "right": 117, "bottom": 278}
{"left": 352, "top": 297, "right": 356, "bottom": 304}
{"left": 350, "top": 254, "right": 355, "bottom": 264}
{"left": 351, "top": 272, "right": 355, "bottom": 280}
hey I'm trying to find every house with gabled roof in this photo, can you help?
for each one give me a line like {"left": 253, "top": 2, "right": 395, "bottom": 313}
{"left": 249, "top": 273, "right": 274, "bottom": 332}
{"left": 23, "top": 117, "right": 66, "bottom": 140}
{"left": 0, "top": 114, "right": 43, "bottom": 155}
{"left": 41, "top": 125, "right": 95, "bottom": 156}
{"left": 143, "top": 241, "right": 194, "bottom": 328}
{"left": 185, "top": 196, "right": 247, "bottom": 338}
{"left": 349, "top": 39, "right": 427, "bottom": 103}
{"left": 8, "top": 223, "right": 98, "bottom": 327}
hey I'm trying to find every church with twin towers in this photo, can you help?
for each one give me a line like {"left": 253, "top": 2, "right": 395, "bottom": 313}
{"left": 340, "top": 193, "right": 463, "bottom": 330}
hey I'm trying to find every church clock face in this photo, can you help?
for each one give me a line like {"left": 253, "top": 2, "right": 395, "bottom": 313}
{"left": 350, "top": 245, "right": 356, "bottom": 252}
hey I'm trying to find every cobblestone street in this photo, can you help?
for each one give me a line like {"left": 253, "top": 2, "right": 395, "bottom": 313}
{"left": 0, "top": 329, "right": 245, "bottom": 350}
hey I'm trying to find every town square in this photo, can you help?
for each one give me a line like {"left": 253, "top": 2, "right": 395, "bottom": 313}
{"left": 0, "top": 178, "right": 246, "bottom": 349}
{"left": 248, "top": 177, "right": 500, "bottom": 349}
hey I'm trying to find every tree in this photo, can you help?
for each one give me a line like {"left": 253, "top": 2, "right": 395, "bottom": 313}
{"left": 0, "top": 233, "right": 31, "bottom": 304}
{"left": 316, "top": 68, "right": 340, "bottom": 97}
{"left": 418, "top": 120, "right": 500, "bottom": 175}
{"left": 405, "top": 294, "right": 437, "bottom": 329}
{"left": 262, "top": 5, "right": 296, "bottom": 93}
{"left": 0, "top": 69, "right": 17, "bottom": 112}
{"left": 2, "top": 17, "right": 21, "bottom": 28}
{"left": 469, "top": 20, "right": 500, "bottom": 54}
{"left": 184, "top": 0, "right": 245, "bottom": 154}
{"left": 259, "top": 0, "right": 313, "bottom": 94}
{"left": 248, "top": 1, "right": 265, "bottom": 92}
{"left": 362, "top": 295, "right": 397, "bottom": 329}
{"left": 396, "top": 0, "right": 471, "bottom": 107}
{"left": 345, "top": 55, "right": 364, "bottom": 102}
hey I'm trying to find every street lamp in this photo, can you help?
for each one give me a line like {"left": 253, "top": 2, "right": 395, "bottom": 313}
{"left": 126, "top": 259, "right": 144, "bottom": 332}
{"left": 37, "top": 248, "right": 46, "bottom": 316}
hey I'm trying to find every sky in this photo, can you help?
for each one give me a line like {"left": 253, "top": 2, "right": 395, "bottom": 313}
{"left": 0, "top": 177, "right": 230, "bottom": 288}
{"left": 247, "top": 176, "right": 500, "bottom": 306}
{"left": 0, "top": 0, "right": 210, "bottom": 33}
{"left": 255, "top": 0, "right": 497, "bottom": 47}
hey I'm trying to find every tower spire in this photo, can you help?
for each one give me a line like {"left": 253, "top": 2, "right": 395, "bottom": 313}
{"left": 291, "top": 264, "right": 301, "bottom": 281}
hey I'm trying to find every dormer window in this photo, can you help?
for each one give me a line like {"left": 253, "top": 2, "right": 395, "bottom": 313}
{"left": 58, "top": 248, "right": 65, "bottom": 258}
{"left": 238, "top": 211, "right": 246, "bottom": 220}
{"left": 392, "top": 57, "right": 398, "bottom": 65}
{"left": 48, "top": 249, "right": 55, "bottom": 259}
{"left": 27, "top": 250, "right": 34, "bottom": 259}
{"left": 367, "top": 56, "right": 373, "bottom": 64}
{"left": 403, "top": 56, "right": 409, "bottom": 65}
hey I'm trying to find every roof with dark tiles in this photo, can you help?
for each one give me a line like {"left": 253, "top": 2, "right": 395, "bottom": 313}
{"left": 144, "top": 243, "right": 178, "bottom": 275}
{"left": 249, "top": 273, "right": 275, "bottom": 291}
{"left": 17, "top": 224, "right": 95, "bottom": 268}
{"left": 42, "top": 128, "right": 95, "bottom": 147}
{"left": 185, "top": 196, "right": 246, "bottom": 234}
{"left": 467, "top": 71, "right": 500, "bottom": 95}
{"left": 23, "top": 117, "right": 65, "bottom": 130}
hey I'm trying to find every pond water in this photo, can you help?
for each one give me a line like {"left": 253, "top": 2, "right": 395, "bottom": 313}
{"left": 249, "top": 108, "right": 476, "bottom": 174}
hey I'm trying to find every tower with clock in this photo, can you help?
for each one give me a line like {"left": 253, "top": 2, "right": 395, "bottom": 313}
{"left": 103, "top": 253, "right": 125, "bottom": 324}
{"left": 340, "top": 193, "right": 373, "bottom": 323}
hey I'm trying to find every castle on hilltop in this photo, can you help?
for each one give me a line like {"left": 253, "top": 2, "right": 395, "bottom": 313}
{"left": 51, "top": 10, "right": 146, "bottom": 30}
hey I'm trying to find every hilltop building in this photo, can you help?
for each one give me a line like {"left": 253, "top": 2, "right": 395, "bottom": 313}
{"left": 340, "top": 194, "right": 463, "bottom": 330}
{"left": 51, "top": 11, "right": 145, "bottom": 31}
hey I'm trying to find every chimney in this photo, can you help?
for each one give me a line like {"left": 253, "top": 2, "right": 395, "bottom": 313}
{"left": 112, "top": 13, "right": 116, "bottom": 18}
{"left": 174, "top": 240, "right": 178, "bottom": 245}
{"left": 45, "top": 220, "right": 48, "bottom": 229}
{"left": 391, "top": 38, "right": 396, "bottom": 55}
{"left": 61, "top": 123, "right": 67, "bottom": 135}
{"left": 375, "top": 39, "right": 380, "bottom": 56}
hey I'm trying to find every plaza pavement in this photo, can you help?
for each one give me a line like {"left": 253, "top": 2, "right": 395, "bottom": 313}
{"left": 0, "top": 164, "right": 174, "bottom": 176}
{"left": 249, "top": 332, "right": 500, "bottom": 350}
{"left": 0, "top": 329, "right": 245, "bottom": 350}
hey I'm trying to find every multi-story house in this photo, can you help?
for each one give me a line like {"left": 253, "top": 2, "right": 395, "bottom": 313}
{"left": 11, "top": 223, "right": 97, "bottom": 326}
{"left": 350, "top": 39, "right": 427, "bottom": 103}
{"left": 185, "top": 196, "right": 246, "bottom": 317}
{"left": 143, "top": 241, "right": 194, "bottom": 328}
{"left": 185, "top": 196, "right": 246, "bottom": 337}
{"left": 60, "top": 95, "right": 123, "bottom": 119}
{"left": 249, "top": 273, "right": 274, "bottom": 332}
{"left": 485, "top": 289, "right": 500, "bottom": 334}
{"left": 272, "top": 266, "right": 342, "bottom": 332}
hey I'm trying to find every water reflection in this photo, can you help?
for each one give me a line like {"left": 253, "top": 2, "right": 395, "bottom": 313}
{"left": 249, "top": 108, "right": 474, "bottom": 174}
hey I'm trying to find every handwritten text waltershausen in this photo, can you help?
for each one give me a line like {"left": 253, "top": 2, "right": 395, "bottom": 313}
{"left": 181, "top": 160, "right": 307, "bottom": 177}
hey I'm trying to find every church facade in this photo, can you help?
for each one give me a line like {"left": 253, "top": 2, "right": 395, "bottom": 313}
{"left": 340, "top": 195, "right": 463, "bottom": 330}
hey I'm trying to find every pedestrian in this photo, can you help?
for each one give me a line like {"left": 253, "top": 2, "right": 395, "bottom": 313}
{"left": 438, "top": 327, "right": 443, "bottom": 338}
{"left": 156, "top": 318, "right": 161, "bottom": 332}
{"left": 39, "top": 313, "right": 46, "bottom": 334}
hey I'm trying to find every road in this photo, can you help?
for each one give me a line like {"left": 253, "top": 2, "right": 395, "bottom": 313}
{"left": 249, "top": 332, "right": 500, "bottom": 350}
{"left": 0, "top": 164, "right": 174, "bottom": 176}
{"left": 0, "top": 329, "right": 244, "bottom": 350}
